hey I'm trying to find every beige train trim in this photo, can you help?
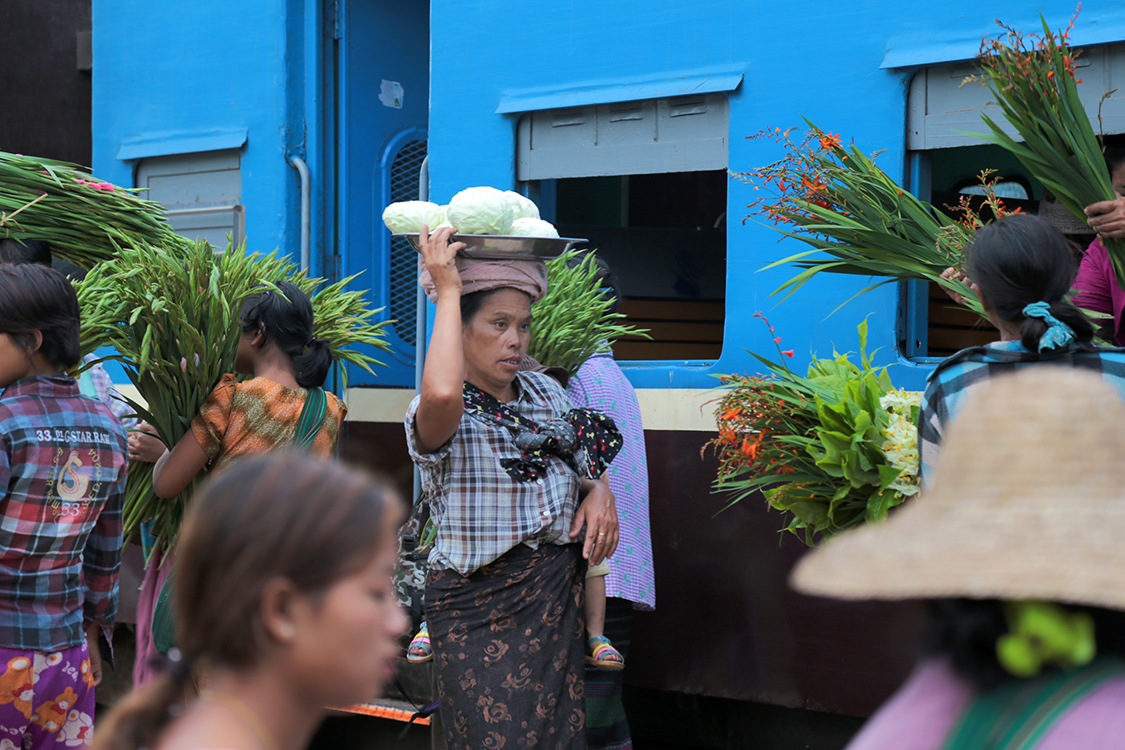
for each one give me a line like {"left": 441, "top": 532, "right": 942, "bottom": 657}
{"left": 342, "top": 387, "right": 720, "bottom": 432}
{"left": 111, "top": 385, "right": 721, "bottom": 433}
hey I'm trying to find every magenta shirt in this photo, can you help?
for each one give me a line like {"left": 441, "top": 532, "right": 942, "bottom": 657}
{"left": 1074, "top": 238, "right": 1125, "bottom": 346}
{"left": 846, "top": 658, "right": 1125, "bottom": 750}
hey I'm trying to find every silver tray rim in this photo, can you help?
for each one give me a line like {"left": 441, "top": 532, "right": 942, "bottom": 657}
{"left": 394, "top": 233, "right": 588, "bottom": 260}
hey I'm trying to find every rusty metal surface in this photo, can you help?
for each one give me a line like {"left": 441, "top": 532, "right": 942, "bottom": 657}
{"left": 626, "top": 430, "right": 925, "bottom": 718}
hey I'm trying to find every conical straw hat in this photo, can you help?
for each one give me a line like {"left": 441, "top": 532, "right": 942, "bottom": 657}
{"left": 791, "top": 367, "right": 1125, "bottom": 610}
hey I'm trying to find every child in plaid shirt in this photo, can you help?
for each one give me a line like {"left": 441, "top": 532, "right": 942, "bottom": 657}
{"left": 0, "top": 264, "right": 128, "bottom": 748}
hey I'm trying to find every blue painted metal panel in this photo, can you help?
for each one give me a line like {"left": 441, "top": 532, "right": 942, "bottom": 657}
{"left": 92, "top": 0, "right": 302, "bottom": 262}
{"left": 496, "top": 68, "right": 743, "bottom": 113}
{"left": 337, "top": 0, "right": 430, "bottom": 387}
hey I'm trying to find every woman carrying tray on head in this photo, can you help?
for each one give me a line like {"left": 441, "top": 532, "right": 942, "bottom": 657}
{"left": 407, "top": 226, "right": 622, "bottom": 750}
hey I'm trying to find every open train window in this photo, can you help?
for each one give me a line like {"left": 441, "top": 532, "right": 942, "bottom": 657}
{"left": 516, "top": 94, "right": 729, "bottom": 361}
{"left": 553, "top": 171, "right": 726, "bottom": 360}
{"left": 901, "top": 45, "right": 1125, "bottom": 358}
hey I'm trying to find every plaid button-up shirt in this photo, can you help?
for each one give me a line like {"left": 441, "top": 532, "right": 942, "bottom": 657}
{"left": 920, "top": 341, "right": 1125, "bottom": 482}
{"left": 0, "top": 377, "right": 128, "bottom": 651}
{"left": 406, "top": 371, "right": 584, "bottom": 575}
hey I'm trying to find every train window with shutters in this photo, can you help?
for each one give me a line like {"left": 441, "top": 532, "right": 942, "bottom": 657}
{"left": 900, "top": 47, "right": 1125, "bottom": 358}
{"left": 135, "top": 149, "right": 244, "bottom": 250}
{"left": 516, "top": 94, "right": 730, "bottom": 361}
{"left": 552, "top": 172, "right": 726, "bottom": 361}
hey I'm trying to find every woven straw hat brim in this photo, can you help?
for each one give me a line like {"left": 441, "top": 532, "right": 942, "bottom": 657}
{"left": 791, "top": 367, "right": 1125, "bottom": 610}
{"left": 790, "top": 490, "right": 1125, "bottom": 609}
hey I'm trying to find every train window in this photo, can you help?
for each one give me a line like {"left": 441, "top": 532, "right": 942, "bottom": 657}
{"left": 135, "top": 149, "right": 244, "bottom": 250}
{"left": 553, "top": 171, "right": 726, "bottom": 361}
{"left": 516, "top": 94, "right": 729, "bottom": 361}
{"left": 902, "top": 42, "right": 1125, "bottom": 358}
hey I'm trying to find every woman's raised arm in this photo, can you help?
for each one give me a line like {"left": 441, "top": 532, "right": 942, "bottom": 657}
{"left": 414, "top": 226, "right": 468, "bottom": 453}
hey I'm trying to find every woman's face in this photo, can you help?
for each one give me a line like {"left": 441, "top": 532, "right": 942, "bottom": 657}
{"left": 1112, "top": 162, "right": 1125, "bottom": 199}
{"left": 462, "top": 288, "right": 532, "bottom": 399}
{"left": 287, "top": 519, "right": 407, "bottom": 706}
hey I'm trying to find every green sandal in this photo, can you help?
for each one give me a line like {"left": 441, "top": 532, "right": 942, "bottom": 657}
{"left": 585, "top": 635, "right": 625, "bottom": 670}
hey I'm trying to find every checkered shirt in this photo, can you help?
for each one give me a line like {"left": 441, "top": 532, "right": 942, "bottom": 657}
{"left": 919, "top": 341, "right": 1125, "bottom": 482}
{"left": 406, "top": 371, "right": 583, "bottom": 575}
{"left": 0, "top": 377, "right": 128, "bottom": 650}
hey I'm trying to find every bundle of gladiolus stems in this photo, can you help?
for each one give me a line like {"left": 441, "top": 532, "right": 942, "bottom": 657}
{"left": 0, "top": 152, "right": 184, "bottom": 268}
{"left": 77, "top": 239, "right": 392, "bottom": 548}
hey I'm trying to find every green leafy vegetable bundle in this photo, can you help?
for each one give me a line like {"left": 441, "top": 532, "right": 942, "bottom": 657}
{"left": 527, "top": 250, "right": 650, "bottom": 376}
{"left": 78, "top": 239, "right": 392, "bottom": 547}
{"left": 708, "top": 317, "right": 920, "bottom": 544}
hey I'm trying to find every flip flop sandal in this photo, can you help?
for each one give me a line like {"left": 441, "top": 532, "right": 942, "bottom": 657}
{"left": 407, "top": 622, "right": 433, "bottom": 664}
{"left": 585, "top": 635, "right": 625, "bottom": 670}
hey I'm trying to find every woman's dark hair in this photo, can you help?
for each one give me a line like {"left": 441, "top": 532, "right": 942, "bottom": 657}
{"left": 967, "top": 214, "right": 1094, "bottom": 352}
{"left": 1103, "top": 134, "right": 1125, "bottom": 175}
{"left": 460, "top": 288, "right": 505, "bottom": 323}
{"left": 0, "top": 264, "right": 81, "bottom": 369}
{"left": 0, "top": 238, "right": 52, "bottom": 266}
{"left": 91, "top": 453, "right": 402, "bottom": 750}
{"left": 925, "top": 598, "right": 1125, "bottom": 691}
{"left": 240, "top": 281, "right": 330, "bottom": 388}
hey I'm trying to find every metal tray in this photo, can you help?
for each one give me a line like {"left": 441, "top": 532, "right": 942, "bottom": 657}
{"left": 397, "top": 233, "right": 586, "bottom": 260}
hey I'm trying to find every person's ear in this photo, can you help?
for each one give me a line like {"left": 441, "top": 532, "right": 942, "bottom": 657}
{"left": 259, "top": 576, "right": 301, "bottom": 645}
{"left": 252, "top": 328, "right": 267, "bottom": 348}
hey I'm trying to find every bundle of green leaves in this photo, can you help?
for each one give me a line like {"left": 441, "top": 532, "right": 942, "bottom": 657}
{"left": 0, "top": 152, "right": 184, "bottom": 268}
{"left": 708, "top": 318, "right": 921, "bottom": 544}
{"left": 526, "top": 250, "right": 649, "bottom": 376}
{"left": 78, "top": 238, "right": 392, "bottom": 546}
{"left": 972, "top": 13, "right": 1122, "bottom": 283}
{"left": 738, "top": 120, "right": 993, "bottom": 317}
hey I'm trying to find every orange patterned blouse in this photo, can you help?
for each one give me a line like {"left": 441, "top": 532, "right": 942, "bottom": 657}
{"left": 190, "top": 374, "right": 346, "bottom": 471}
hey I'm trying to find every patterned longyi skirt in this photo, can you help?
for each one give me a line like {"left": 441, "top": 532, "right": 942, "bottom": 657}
{"left": 426, "top": 542, "right": 586, "bottom": 750}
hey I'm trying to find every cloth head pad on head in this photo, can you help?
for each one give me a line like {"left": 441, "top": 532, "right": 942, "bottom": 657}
{"left": 418, "top": 256, "right": 548, "bottom": 304}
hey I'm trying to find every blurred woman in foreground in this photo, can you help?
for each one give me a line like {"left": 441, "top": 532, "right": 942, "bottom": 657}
{"left": 93, "top": 454, "right": 406, "bottom": 750}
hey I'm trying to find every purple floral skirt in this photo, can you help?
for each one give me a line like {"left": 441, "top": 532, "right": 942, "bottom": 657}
{"left": 426, "top": 543, "right": 586, "bottom": 750}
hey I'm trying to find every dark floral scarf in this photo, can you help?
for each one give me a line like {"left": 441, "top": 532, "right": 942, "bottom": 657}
{"left": 463, "top": 381, "right": 623, "bottom": 482}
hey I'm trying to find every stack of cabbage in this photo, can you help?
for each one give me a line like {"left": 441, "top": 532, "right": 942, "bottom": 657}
{"left": 382, "top": 186, "right": 559, "bottom": 238}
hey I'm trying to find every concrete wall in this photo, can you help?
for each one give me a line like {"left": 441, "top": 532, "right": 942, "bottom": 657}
{"left": 0, "top": 0, "right": 93, "bottom": 166}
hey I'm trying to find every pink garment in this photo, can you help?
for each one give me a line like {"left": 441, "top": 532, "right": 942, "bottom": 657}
{"left": 132, "top": 546, "right": 175, "bottom": 689}
{"left": 847, "top": 657, "right": 1125, "bottom": 750}
{"left": 1073, "top": 237, "right": 1125, "bottom": 346}
{"left": 418, "top": 256, "right": 547, "bottom": 304}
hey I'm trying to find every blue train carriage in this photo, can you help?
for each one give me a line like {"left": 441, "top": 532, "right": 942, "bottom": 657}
{"left": 89, "top": 0, "right": 1125, "bottom": 743}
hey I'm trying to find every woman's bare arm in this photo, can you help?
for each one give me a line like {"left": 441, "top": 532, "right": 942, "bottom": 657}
{"left": 414, "top": 226, "right": 469, "bottom": 453}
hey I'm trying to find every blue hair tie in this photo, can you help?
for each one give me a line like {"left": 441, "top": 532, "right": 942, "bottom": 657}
{"left": 1022, "top": 301, "right": 1075, "bottom": 352}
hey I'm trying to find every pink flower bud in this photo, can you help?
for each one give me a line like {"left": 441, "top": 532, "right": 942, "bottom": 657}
{"left": 180, "top": 357, "right": 188, "bottom": 372}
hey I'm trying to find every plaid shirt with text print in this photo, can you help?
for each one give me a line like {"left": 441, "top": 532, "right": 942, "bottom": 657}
{"left": 0, "top": 376, "right": 128, "bottom": 651}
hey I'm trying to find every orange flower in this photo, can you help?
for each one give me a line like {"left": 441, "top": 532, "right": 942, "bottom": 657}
{"left": 818, "top": 132, "right": 842, "bottom": 151}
